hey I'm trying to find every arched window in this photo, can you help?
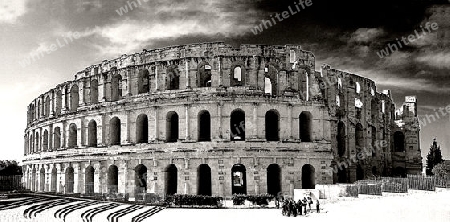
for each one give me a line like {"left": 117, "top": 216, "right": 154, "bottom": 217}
{"left": 138, "top": 69, "right": 150, "bottom": 94}
{"left": 39, "top": 168, "right": 45, "bottom": 192}
{"left": 231, "top": 66, "right": 244, "bottom": 86}
{"left": 110, "top": 117, "right": 121, "bottom": 145}
{"left": 107, "top": 165, "right": 118, "bottom": 194}
{"left": 68, "top": 123, "right": 77, "bottom": 148}
{"left": 53, "top": 127, "right": 61, "bottom": 149}
{"left": 356, "top": 82, "right": 361, "bottom": 94}
{"left": 43, "top": 130, "right": 49, "bottom": 151}
{"left": 44, "top": 96, "right": 50, "bottom": 117}
{"left": 394, "top": 131, "right": 405, "bottom": 152}
{"left": 371, "top": 126, "right": 377, "bottom": 157}
{"left": 299, "top": 111, "right": 312, "bottom": 142}
{"left": 51, "top": 167, "right": 57, "bottom": 192}
{"left": 55, "top": 90, "right": 62, "bottom": 116}
{"left": 90, "top": 79, "right": 98, "bottom": 104}
{"left": 65, "top": 166, "right": 74, "bottom": 193}
{"left": 230, "top": 109, "right": 245, "bottom": 141}
{"left": 135, "top": 164, "right": 147, "bottom": 194}
{"left": 337, "top": 122, "right": 346, "bottom": 157}
{"left": 85, "top": 166, "right": 95, "bottom": 194}
{"left": 37, "top": 100, "right": 41, "bottom": 118}
{"left": 231, "top": 164, "right": 247, "bottom": 195}
{"left": 198, "top": 110, "right": 211, "bottom": 142}
{"left": 301, "top": 164, "right": 315, "bottom": 189}
{"left": 166, "top": 67, "right": 180, "bottom": 90}
{"left": 371, "top": 99, "right": 378, "bottom": 120}
{"left": 164, "top": 164, "right": 178, "bottom": 195}
{"left": 166, "top": 112, "right": 179, "bottom": 143}
{"left": 136, "top": 114, "right": 148, "bottom": 143}
{"left": 70, "top": 84, "right": 79, "bottom": 112}
{"left": 267, "top": 164, "right": 281, "bottom": 196}
{"left": 88, "top": 120, "right": 97, "bottom": 147}
{"left": 355, "top": 123, "right": 364, "bottom": 149}
{"left": 264, "top": 65, "right": 278, "bottom": 96}
{"left": 197, "top": 63, "right": 212, "bottom": 87}
{"left": 265, "top": 110, "right": 279, "bottom": 141}
{"left": 197, "top": 164, "right": 212, "bottom": 196}
{"left": 35, "top": 132, "right": 39, "bottom": 152}
{"left": 111, "top": 74, "right": 122, "bottom": 101}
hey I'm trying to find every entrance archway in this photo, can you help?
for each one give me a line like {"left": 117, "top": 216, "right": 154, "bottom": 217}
{"left": 164, "top": 164, "right": 178, "bottom": 195}
{"left": 65, "top": 166, "right": 74, "bottom": 193}
{"left": 267, "top": 164, "right": 281, "bottom": 196}
{"left": 107, "top": 165, "right": 118, "bottom": 193}
{"left": 197, "top": 164, "right": 212, "bottom": 196}
{"left": 39, "top": 168, "right": 45, "bottom": 192}
{"left": 85, "top": 166, "right": 95, "bottom": 194}
{"left": 135, "top": 164, "right": 147, "bottom": 194}
{"left": 301, "top": 164, "right": 315, "bottom": 189}
{"left": 231, "top": 164, "right": 247, "bottom": 194}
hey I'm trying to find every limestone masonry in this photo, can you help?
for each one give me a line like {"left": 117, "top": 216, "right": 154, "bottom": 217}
{"left": 22, "top": 42, "right": 422, "bottom": 198}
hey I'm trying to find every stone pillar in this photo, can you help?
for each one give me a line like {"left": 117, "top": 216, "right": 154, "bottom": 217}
{"left": 255, "top": 181, "right": 260, "bottom": 195}
{"left": 289, "top": 180, "right": 294, "bottom": 197}
{"left": 252, "top": 102, "right": 258, "bottom": 139}
{"left": 217, "top": 102, "right": 223, "bottom": 139}
{"left": 155, "top": 64, "right": 159, "bottom": 91}
{"left": 154, "top": 106, "right": 159, "bottom": 141}
{"left": 218, "top": 56, "right": 222, "bottom": 86}
{"left": 94, "top": 162, "right": 102, "bottom": 193}
{"left": 288, "top": 104, "right": 293, "bottom": 139}
{"left": 61, "top": 121, "right": 66, "bottom": 149}
{"left": 50, "top": 90, "right": 55, "bottom": 118}
{"left": 120, "top": 160, "right": 128, "bottom": 194}
{"left": 99, "top": 75, "right": 106, "bottom": 102}
{"left": 126, "top": 68, "right": 133, "bottom": 96}
{"left": 185, "top": 59, "right": 190, "bottom": 88}
{"left": 80, "top": 117, "right": 85, "bottom": 147}
{"left": 56, "top": 163, "right": 63, "bottom": 193}
{"left": 61, "top": 85, "right": 68, "bottom": 113}
{"left": 185, "top": 104, "right": 190, "bottom": 140}
{"left": 184, "top": 182, "right": 189, "bottom": 194}
{"left": 49, "top": 124, "right": 53, "bottom": 151}
{"left": 79, "top": 80, "right": 85, "bottom": 106}
{"left": 126, "top": 111, "right": 131, "bottom": 144}
{"left": 73, "top": 162, "right": 82, "bottom": 193}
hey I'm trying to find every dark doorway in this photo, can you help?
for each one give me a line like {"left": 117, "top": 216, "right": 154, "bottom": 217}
{"left": 138, "top": 69, "right": 150, "bottom": 94}
{"left": 267, "top": 164, "right": 281, "bottom": 196}
{"left": 356, "top": 164, "right": 364, "bottom": 180}
{"left": 88, "top": 120, "right": 97, "bottom": 147}
{"left": 65, "top": 166, "right": 74, "bottom": 193}
{"left": 198, "top": 111, "right": 211, "bottom": 141}
{"left": 197, "top": 164, "right": 212, "bottom": 196}
{"left": 136, "top": 114, "right": 148, "bottom": 143}
{"left": 68, "top": 123, "right": 77, "bottom": 148}
{"left": 231, "top": 164, "right": 247, "bottom": 194}
{"left": 90, "top": 79, "right": 98, "bottom": 104}
{"left": 337, "top": 168, "right": 347, "bottom": 183}
{"left": 394, "top": 131, "right": 405, "bottom": 152}
{"left": 110, "top": 117, "right": 121, "bottom": 145}
{"left": 40, "top": 168, "right": 45, "bottom": 192}
{"left": 355, "top": 123, "right": 364, "bottom": 149}
{"left": 70, "top": 85, "right": 79, "bottom": 112}
{"left": 85, "top": 166, "right": 95, "bottom": 194}
{"left": 51, "top": 167, "right": 57, "bottom": 192}
{"left": 299, "top": 111, "right": 312, "bottom": 142}
{"left": 265, "top": 110, "right": 279, "bottom": 141}
{"left": 111, "top": 74, "right": 122, "bottom": 101}
{"left": 337, "top": 122, "right": 346, "bottom": 157}
{"left": 393, "top": 167, "right": 406, "bottom": 178}
{"left": 230, "top": 109, "right": 245, "bottom": 141}
{"left": 164, "top": 164, "right": 178, "bottom": 195}
{"left": 166, "top": 112, "right": 179, "bottom": 143}
{"left": 135, "top": 164, "right": 147, "bottom": 194}
{"left": 107, "top": 165, "right": 118, "bottom": 193}
{"left": 302, "top": 164, "right": 315, "bottom": 189}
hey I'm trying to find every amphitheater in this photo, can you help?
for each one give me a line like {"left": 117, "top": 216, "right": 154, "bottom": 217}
{"left": 22, "top": 42, "right": 422, "bottom": 199}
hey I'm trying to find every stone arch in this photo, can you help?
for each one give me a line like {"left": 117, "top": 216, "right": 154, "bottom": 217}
{"left": 70, "top": 84, "right": 79, "bottom": 112}
{"left": 164, "top": 164, "right": 178, "bottom": 195}
{"left": 198, "top": 110, "right": 211, "bottom": 142}
{"left": 231, "top": 164, "right": 247, "bottom": 194}
{"left": 337, "top": 122, "right": 346, "bottom": 157}
{"left": 166, "top": 66, "right": 180, "bottom": 90}
{"left": 197, "top": 62, "right": 212, "bottom": 87}
{"left": 35, "top": 132, "right": 39, "bottom": 152}
{"left": 55, "top": 90, "right": 62, "bottom": 116}
{"left": 44, "top": 96, "right": 50, "bottom": 117}
{"left": 110, "top": 117, "right": 121, "bottom": 145}
{"left": 65, "top": 166, "right": 74, "bottom": 193}
{"left": 51, "top": 167, "right": 57, "bottom": 192}
{"left": 43, "top": 130, "right": 49, "bottom": 151}
{"left": 371, "top": 99, "right": 378, "bottom": 119}
{"left": 138, "top": 69, "right": 150, "bottom": 94}
{"left": 394, "top": 131, "right": 405, "bottom": 152}
{"left": 267, "top": 164, "right": 281, "bottom": 196}
{"left": 39, "top": 167, "right": 45, "bottom": 192}
{"left": 299, "top": 111, "right": 313, "bottom": 142}
{"left": 166, "top": 111, "right": 179, "bottom": 143}
{"left": 88, "top": 120, "right": 97, "bottom": 147}
{"left": 265, "top": 109, "right": 279, "bottom": 141}
{"left": 107, "top": 165, "right": 119, "bottom": 193}
{"left": 197, "top": 164, "right": 212, "bottom": 196}
{"left": 111, "top": 74, "right": 122, "bottom": 101}
{"left": 355, "top": 123, "right": 364, "bottom": 149}
{"left": 136, "top": 114, "right": 148, "bottom": 144}
{"left": 90, "top": 79, "right": 99, "bottom": 104}
{"left": 135, "top": 164, "right": 147, "bottom": 194}
{"left": 301, "top": 164, "right": 315, "bottom": 189}
{"left": 85, "top": 166, "right": 95, "bottom": 194}
{"left": 53, "top": 127, "right": 61, "bottom": 149}
{"left": 230, "top": 109, "right": 245, "bottom": 141}
{"left": 37, "top": 100, "right": 41, "bottom": 118}
{"left": 265, "top": 64, "right": 278, "bottom": 96}
{"left": 230, "top": 63, "right": 246, "bottom": 86}
{"left": 68, "top": 123, "right": 77, "bottom": 148}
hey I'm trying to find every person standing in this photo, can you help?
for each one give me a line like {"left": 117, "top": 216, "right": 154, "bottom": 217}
{"left": 297, "top": 199, "right": 303, "bottom": 216}
{"left": 316, "top": 200, "right": 320, "bottom": 213}
{"left": 307, "top": 197, "right": 313, "bottom": 213}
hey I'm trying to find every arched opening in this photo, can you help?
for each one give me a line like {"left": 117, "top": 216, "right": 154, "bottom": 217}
{"left": 356, "top": 164, "right": 364, "bottom": 180}
{"left": 197, "top": 63, "right": 212, "bottom": 87}
{"left": 301, "top": 164, "right": 315, "bottom": 189}
{"left": 31, "top": 168, "right": 36, "bottom": 191}
{"left": 107, "top": 165, "right": 119, "bottom": 193}
{"left": 164, "top": 164, "right": 178, "bottom": 196}
{"left": 231, "top": 66, "right": 244, "bottom": 86}
{"left": 197, "top": 164, "right": 212, "bottom": 196}
{"left": 267, "top": 164, "right": 281, "bottom": 196}
{"left": 138, "top": 69, "right": 150, "bottom": 94}
{"left": 371, "top": 99, "right": 378, "bottom": 120}
{"left": 39, "top": 168, "right": 45, "bottom": 192}
{"left": 35, "top": 132, "right": 39, "bottom": 152}
{"left": 55, "top": 90, "right": 62, "bottom": 116}
{"left": 394, "top": 131, "right": 405, "bottom": 152}
{"left": 51, "top": 167, "right": 57, "bottom": 192}
{"left": 337, "top": 168, "right": 347, "bottom": 183}
{"left": 371, "top": 126, "right": 377, "bottom": 157}
{"left": 265, "top": 65, "right": 278, "bottom": 96}
{"left": 299, "top": 111, "right": 313, "bottom": 142}
{"left": 44, "top": 96, "right": 50, "bottom": 117}
{"left": 136, "top": 114, "right": 148, "bottom": 144}
{"left": 88, "top": 120, "right": 97, "bottom": 147}
{"left": 90, "top": 79, "right": 98, "bottom": 104}
{"left": 135, "top": 164, "right": 147, "bottom": 195}
{"left": 355, "top": 123, "right": 364, "bottom": 149}
{"left": 65, "top": 166, "right": 74, "bottom": 194}
{"left": 111, "top": 74, "right": 122, "bottom": 102}
{"left": 43, "top": 130, "right": 49, "bottom": 151}
{"left": 337, "top": 122, "right": 346, "bottom": 157}
{"left": 231, "top": 164, "right": 247, "bottom": 195}
{"left": 85, "top": 166, "right": 95, "bottom": 194}
{"left": 53, "top": 127, "right": 61, "bottom": 149}
{"left": 166, "top": 67, "right": 180, "bottom": 90}
{"left": 110, "top": 117, "right": 121, "bottom": 145}
{"left": 230, "top": 109, "right": 245, "bottom": 141}
{"left": 198, "top": 110, "right": 211, "bottom": 142}
{"left": 37, "top": 100, "right": 41, "bottom": 118}
{"left": 70, "top": 85, "right": 79, "bottom": 112}
{"left": 265, "top": 110, "right": 279, "bottom": 141}
{"left": 166, "top": 112, "right": 179, "bottom": 143}
{"left": 68, "top": 123, "right": 77, "bottom": 148}
{"left": 393, "top": 167, "right": 406, "bottom": 178}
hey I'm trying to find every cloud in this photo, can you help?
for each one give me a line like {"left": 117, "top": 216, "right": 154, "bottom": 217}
{"left": 0, "top": 0, "right": 27, "bottom": 24}
{"left": 349, "top": 28, "right": 385, "bottom": 44}
{"left": 416, "top": 51, "right": 450, "bottom": 69}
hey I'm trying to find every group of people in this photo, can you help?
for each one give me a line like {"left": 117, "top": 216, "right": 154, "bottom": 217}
{"left": 281, "top": 196, "right": 320, "bottom": 217}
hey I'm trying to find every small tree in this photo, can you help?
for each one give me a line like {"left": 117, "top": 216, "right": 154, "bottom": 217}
{"left": 432, "top": 162, "right": 450, "bottom": 179}
{"left": 426, "top": 138, "right": 443, "bottom": 175}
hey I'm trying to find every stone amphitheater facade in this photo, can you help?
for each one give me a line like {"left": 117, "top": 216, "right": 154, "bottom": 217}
{"left": 22, "top": 42, "right": 422, "bottom": 198}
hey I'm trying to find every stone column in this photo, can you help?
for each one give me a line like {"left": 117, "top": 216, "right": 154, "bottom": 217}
{"left": 73, "top": 162, "right": 82, "bottom": 193}
{"left": 255, "top": 181, "right": 260, "bottom": 195}
{"left": 56, "top": 163, "right": 63, "bottom": 193}
{"left": 61, "top": 121, "right": 66, "bottom": 149}
{"left": 126, "top": 111, "right": 131, "bottom": 144}
{"left": 154, "top": 106, "right": 159, "bottom": 141}
{"left": 120, "top": 160, "right": 128, "bottom": 194}
{"left": 80, "top": 117, "right": 85, "bottom": 147}
{"left": 99, "top": 75, "right": 106, "bottom": 102}
{"left": 217, "top": 102, "right": 223, "bottom": 139}
{"left": 79, "top": 80, "right": 86, "bottom": 106}
{"left": 126, "top": 68, "right": 133, "bottom": 96}
{"left": 185, "top": 104, "right": 190, "bottom": 140}
{"left": 252, "top": 102, "right": 258, "bottom": 139}
{"left": 50, "top": 90, "right": 55, "bottom": 118}
{"left": 185, "top": 59, "right": 190, "bottom": 88}
{"left": 94, "top": 161, "right": 102, "bottom": 193}
{"left": 288, "top": 104, "right": 293, "bottom": 139}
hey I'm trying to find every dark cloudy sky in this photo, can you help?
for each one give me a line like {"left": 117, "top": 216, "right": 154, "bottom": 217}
{"left": 1, "top": 0, "right": 449, "bottom": 162}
